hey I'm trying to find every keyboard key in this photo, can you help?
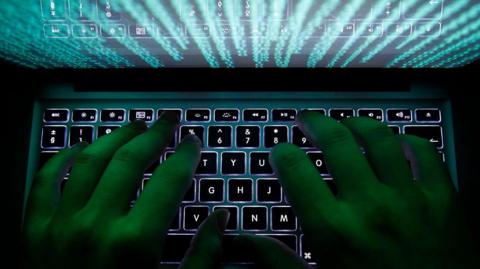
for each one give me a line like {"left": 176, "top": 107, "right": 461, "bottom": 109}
{"left": 325, "top": 178, "right": 338, "bottom": 195}
{"left": 167, "top": 132, "right": 177, "bottom": 148}
{"left": 141, "top": 178, "right": 149, "bottom": 191}
{"left": 222, "top": 152, "right": 246, "bottom": 175}
{"left": 416, "top": 109, "right": 441, "bottom": 122}
{"left": 101, "top": 109, "right": 125, "bottom": 122}
{"left": 404, "top": 0, "right": 443, "bottom": 19}
{"left": 264, "top": 126, "right": 288, "bottom": 148}
{"left": 387, "top": 109, "right": 412, "bottom": 122}
{"left": 221, "top": 235, "right": 247, "bottom": 263}
{"left": 213, "top": 206, "right": 239, "bottom": 230}
{"left": 242, "top": 206, "right": 267, "bottom": 231}
{"left": 404, "top": 126, "right": 443, "bottom": 148}
{"left": 389, "top": 125, "right": 401, "bottom": 135}
{"left": 145, "top": 159, "right": 160, "bottom": 174}
{"left": 161, "top": 234, "right": 193, "bottom": 263}
{"left": 377, "top": 0, "right": 401, "bottom": 19}
{"left": 267, "top": 235, "right": 297, "bottom": 252}
{"left": 39, "top": 151, "right": 58, "bottom": 168}
{"left": 180, "top": 126, "right": 204, "bottom": 144}
{"left": 208, "top": 126, "right": 232, "bottom": 148}
{"left": 228, "top": 179, "right": 252, "bottom": 202}
{"left": 271, "top": 206, "right": 297, "bottom": 231}
{"left": 44, "top": 109, "right": 69, "bottom": 123}
{"left": 183, "top": 179, "right": 196, "bottom": 202}
{"left": 158, "top": 109, "right": 182, "bottom": 121}
{"left": 330, "top": 109, "right": 354, "bottom": 120}
{"left": 196, "top": 152, "right": 217, "bottom": 175}
{"left": 257, "top": 179, "right": 282, "bottom": 203}
{"left": 42, "top": 126, "right": 66, "bottom": 148}
{"left": 301, "top": 235, "right": 315, "bottom": 263}
{"left": 164, "top": 151, "right": 175, "bottom": 160}
{"left": 307, "top": 152, "right": 329, "bottom": 175}
{"left": 184, "top": 206, "right": 209, "bottom": 230}
{"left": 358, "top": 109, "right": 383, "bottom": 121}
{"left": 250, "top": 152, "right": 273, "bottom": 175}
{"left": 69, "top": 126, "right": 94, "bottom": 146}
{"left": 72, "top": 109, "right": 97, "bottom": 122}
{"left": 236, "top": 126, "right": 260, "bottom": 148}
{"left": 215, "top": 109, "right": 239, "bottom": 122}
{"left": 129, "top": 109, "right": 154, "bottom": 122}
{"left": 60, "top": 178, "right": 68, "bottom": 192}
{"left": 307, "top": 109, "right": 326, "bottom": 115}
{"left": 186, "top": 109, "right": 210, "bottom": 122}
{"left": 97, "top": 126, "right": 120, "bottom": 137}
{"left": 292, "top": 126, "right": 313, "bottom": 148}
{"left": 272, "top": 109, "right": 296, "bottom": 121}
{"left": 244, "top": 109, "right": 268, "bottom": 122}
{"left": 170, "top": 210, "right": 181, "bottom": 231}
{"left": 199, "top": 179, "right": 224, "bottom": 202}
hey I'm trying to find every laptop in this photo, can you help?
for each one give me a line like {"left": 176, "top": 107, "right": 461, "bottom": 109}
{"left": 2, "top": 0, "right": 479, "bottom": 267}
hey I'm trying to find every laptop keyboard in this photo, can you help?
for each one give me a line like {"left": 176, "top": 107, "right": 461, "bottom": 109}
{"left": 39, "top": 106, "right": 445, "bottom": 264}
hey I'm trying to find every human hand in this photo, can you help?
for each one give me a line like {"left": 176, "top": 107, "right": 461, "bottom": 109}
{"left": 22, "top": 112, "right": 229, "bottom": 269}
{"left": 238, "top": 111, "right": 478, "bottom": 269}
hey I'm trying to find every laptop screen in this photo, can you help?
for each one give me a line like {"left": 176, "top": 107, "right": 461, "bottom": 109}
{"left": 1, "top": 0, "right": 479, "bottom": 68}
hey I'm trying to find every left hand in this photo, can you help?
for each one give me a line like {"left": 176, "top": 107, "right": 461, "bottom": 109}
{"left": 22, "top": 111, "right": 229, "bottom": 269}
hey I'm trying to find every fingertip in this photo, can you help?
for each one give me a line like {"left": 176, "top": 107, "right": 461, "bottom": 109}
{"left": 271, "top": 143, "right": 301, "bottom": 159}
{"left": 297, "top": 109, "right": 323, "bottom": 124}
{"left": 178, "top": 134, "right": 203, "bottom": 156}
{"left": 128, "top": 120, "right": 148, "bottom": 132}
{"left": 270, "top": 143, "right": 304, "bottom": 169}
{"left": 73, "top": 141, "right": 89, "bottom": 149}
{"left": 156, "top": 110, "right": 181, "bottom": 128}
{"left": 182, "top": 134, "right": 202, "bottom": 147}
{"left": 213, "top": 209, "right": 230, "bottom": 232}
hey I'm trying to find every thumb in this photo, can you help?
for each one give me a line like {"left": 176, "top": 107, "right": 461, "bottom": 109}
{"left": 233, "top": 234, "right": 311, "bottom": 269}
{"left": 178, "top": 209, "right": 229, "bottom": 269}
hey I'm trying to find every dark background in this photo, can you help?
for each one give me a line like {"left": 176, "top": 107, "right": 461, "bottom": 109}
{"left": 4, "top": 60, "right": 479, "bottom": 266}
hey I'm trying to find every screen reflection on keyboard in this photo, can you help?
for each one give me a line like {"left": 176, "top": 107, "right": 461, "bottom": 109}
{"left": 40, "top": 107, "right": 444, "bottom": 264}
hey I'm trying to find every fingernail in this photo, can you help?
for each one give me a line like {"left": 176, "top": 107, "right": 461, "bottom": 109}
{"left": 215, "top": 209, "right": 230, "bottom": 231}
{"left": 182, "top": 134, "right": 202, "bottom": 147}
{"left": 129, "top": 120, "right": 148, "bottom": 131}
{"left": 158, "top": 110, "right": 180, "bottom": 125}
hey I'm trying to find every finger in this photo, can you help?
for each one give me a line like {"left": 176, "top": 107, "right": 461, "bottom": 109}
{"left": 342, "top": 117, "right": 413, "bottom": 188}
{"left": 179, "top": 210, "right": 229, "bottom": 269}
{"left": 128, "top": 135, "right": 201, "bottom": 236}
{"left": 270, "top": 143, "right": 336, "bottom": 233}
{"left": 58, "top": 121, "right": 147, "bottom": 215}
{"left": 26, "top": 142, "right": 87, "bottom": 223}
{"left": 88, "top": 111, "right": 180, "bottom": 214}
{"left": 398, "top": 135, "right": 453, "bottom": 190}
{"left": 233, "top": 234, "right": 310, "bottom": 269}
{"left": 297, "top": 111, "right": 378, "bottom": 195}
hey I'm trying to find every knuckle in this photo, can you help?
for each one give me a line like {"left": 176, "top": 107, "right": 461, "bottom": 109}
{"left": 363, "top": 124, "right": 394, "bottom": 140}
{"left": 321, "top": 125, "right": 352, "bottom": 148}
{"left": 112, "top": 225, "right": 150, "bottom": 251}
{"left": 113, "top": 146, "right": 148, "bottom": 165}
{"left": 74, "top": 150, "right": 110, "bottom": 166}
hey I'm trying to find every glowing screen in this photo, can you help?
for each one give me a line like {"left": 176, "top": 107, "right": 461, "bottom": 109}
{"left": 0, "top": 0, "right": 479, "bottom": 68}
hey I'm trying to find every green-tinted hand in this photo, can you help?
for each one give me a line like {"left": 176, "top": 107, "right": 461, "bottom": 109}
{"left": 241, "top": 111, "right": 478, "bottom": 269}
{"left": 22, "top": 112, "right": 229, "bottom": 269}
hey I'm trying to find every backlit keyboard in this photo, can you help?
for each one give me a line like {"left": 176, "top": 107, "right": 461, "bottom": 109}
{"left": 39, "top": 106, "right": 445, "bottom": 264}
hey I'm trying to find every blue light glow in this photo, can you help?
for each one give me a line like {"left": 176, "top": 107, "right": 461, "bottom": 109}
{"left": 0, "top": 0, "right": 479, "bottom": 68}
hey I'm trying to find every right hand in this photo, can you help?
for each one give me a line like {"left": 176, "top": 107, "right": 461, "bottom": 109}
{"left": 235, "top": 111, "right": 479, "bottom": 269}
